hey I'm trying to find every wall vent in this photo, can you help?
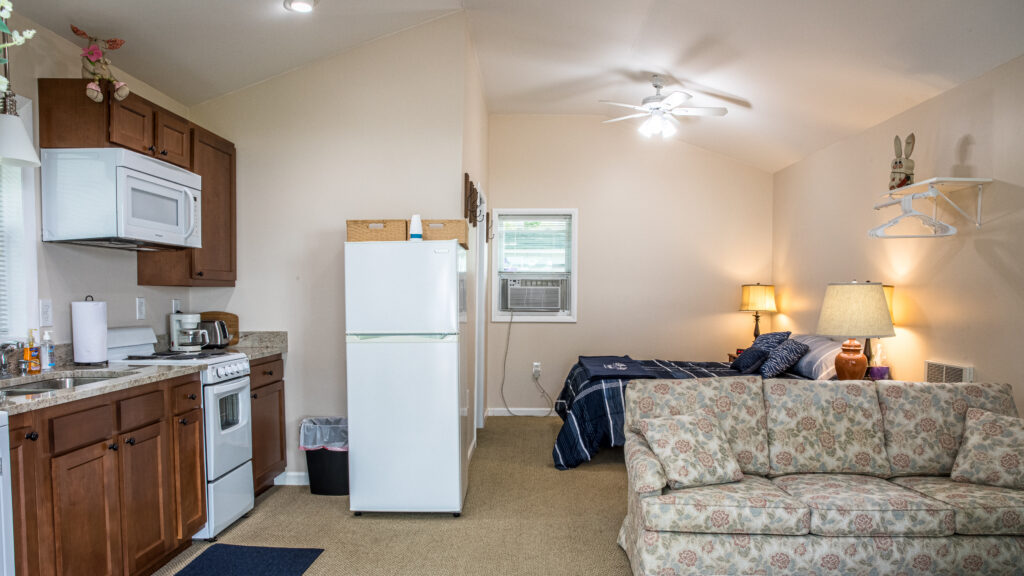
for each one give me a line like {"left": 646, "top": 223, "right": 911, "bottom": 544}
{"left": 925, "top": 360, "right": 975, "bottom": 383}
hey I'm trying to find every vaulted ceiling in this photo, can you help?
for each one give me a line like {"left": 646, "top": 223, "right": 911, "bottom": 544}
{"left": 17, "top": 0, "right": 1024, "bottom": 171}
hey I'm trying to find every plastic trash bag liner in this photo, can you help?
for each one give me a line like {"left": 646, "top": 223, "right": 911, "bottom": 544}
{"left": 300, "top": 417, "right": 348, "bottom": 452}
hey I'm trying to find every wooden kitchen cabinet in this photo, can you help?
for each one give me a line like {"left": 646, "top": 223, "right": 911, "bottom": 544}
{"left": 8, "top": 414, "right": 41, "bottom": 576}
{"left": 109, "top": 95, "right": 191, "bottom": 170}
{"left": 12, "top": 373, "right": 205, "bottom": 576}
{"left": 136, "top": 126, "right": 237, "bottom": 287}
{"left": 250, "top": 355, "right": 287, "bottom": 495}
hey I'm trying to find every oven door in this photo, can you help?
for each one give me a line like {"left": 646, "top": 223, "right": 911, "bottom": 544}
{"left": 204, "top": 377, "right": 253, "bottom": 480}
{"left": 117, "top": 166, "right": 201, "bottom": 248}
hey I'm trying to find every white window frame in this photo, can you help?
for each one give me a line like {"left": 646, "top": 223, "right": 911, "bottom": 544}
{"left": 0, "top": 96, "right": 40, "bottom": 342}
{"left": 491, "top": 208, "right": 578, "bottom": 323}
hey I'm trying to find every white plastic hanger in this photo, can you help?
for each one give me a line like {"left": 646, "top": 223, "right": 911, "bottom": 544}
{"left": 868, "top": 188, "right": 957, "bottom": 238}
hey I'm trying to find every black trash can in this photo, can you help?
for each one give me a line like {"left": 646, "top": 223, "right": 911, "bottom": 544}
{"left": 300, "top": 417, "right": 349, "bottom": 496}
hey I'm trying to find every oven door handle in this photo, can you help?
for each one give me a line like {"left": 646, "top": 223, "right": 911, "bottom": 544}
{"left": 208, "top": 376, "right": 250, "bottom": 397}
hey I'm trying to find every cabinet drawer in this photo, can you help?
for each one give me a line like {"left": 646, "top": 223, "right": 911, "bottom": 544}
{"left": 250, "top": 357, "right": 283, "bottom": 389}
{"left": 172, "top": 381, "right": 203, "bottom": 415}
{"left": 120, "top": 390, "right": 165, "bottom": 431}
{"left": 51, "top": 405, "right": 115, "bottom": 454}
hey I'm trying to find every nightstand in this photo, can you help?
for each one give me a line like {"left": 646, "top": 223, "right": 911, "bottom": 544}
{"left": 728, "top": 353, "right": 739, "bottom": 363}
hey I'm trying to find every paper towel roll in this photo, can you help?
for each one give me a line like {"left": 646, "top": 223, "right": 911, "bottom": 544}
{"left": 72, "top": 299, "right": 108, "bottom": 363}
{"left": 409, "top": 214, "right": 423, "bottom": 241}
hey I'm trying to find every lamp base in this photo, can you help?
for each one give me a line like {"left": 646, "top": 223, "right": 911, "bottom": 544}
{"left": 835, "top": 339, "right": 868, "bottom": 380}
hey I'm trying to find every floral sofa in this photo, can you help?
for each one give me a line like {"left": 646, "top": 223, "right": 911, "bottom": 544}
{"left": 618, "top": 376, "right": 1024, "bottom": 575}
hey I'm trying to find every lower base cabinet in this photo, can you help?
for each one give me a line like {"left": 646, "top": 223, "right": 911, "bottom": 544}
{"left": 250, "top": 355, "right": 287, "bottom": 496}
{"left": 10, "top": 373, "right": 205, "bottom": 576}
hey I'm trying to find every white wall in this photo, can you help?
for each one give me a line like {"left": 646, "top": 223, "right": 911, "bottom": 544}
{"left": 8, "top": 12, "right": 191, "bottom": 343}
{"left": 485, "top": 115, "right": 774, "bottom": 410}
{"left": 189, "top": 13, "right": 476, "bottom": 475}
{"left": 773, "top": 54, "right": 1024, "bottom": 413}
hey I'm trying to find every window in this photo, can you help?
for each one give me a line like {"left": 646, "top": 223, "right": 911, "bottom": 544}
{"left": 491, "top": 209, "right": 577, "bottom": 322}
{"left": 0, "top": 97, "right": 39, "bottom": 341}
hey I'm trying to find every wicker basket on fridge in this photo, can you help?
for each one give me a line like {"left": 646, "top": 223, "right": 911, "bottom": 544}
{"left": 422, "top": 219, "right": 468, "bottom": 248}
{"left": 346, "top": 220, "right": 408, "bottom": 242}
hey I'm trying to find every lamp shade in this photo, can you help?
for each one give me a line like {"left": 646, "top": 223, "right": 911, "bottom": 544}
{"left": 816, "top": 282, "right": 895, "bottom": 339}
{"left": 882, "top": 284, "right": 894, "bottom": 322}
{"left": 740, "top": 284, "right": 777, "bottom": 312}
{"left": 0, "top": 113, "right": 40, "bottom": 167}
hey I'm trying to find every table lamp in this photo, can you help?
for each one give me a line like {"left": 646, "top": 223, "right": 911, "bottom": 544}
{"left": 815, "top": 282, "right": 894, "bottom": 380}
{"left": 740, "top": 283, "right": 777, "bottom": 340}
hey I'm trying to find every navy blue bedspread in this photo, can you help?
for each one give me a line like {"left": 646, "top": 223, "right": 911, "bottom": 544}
{"left": 552, "top": 359, "right": 740, "bottom": 470}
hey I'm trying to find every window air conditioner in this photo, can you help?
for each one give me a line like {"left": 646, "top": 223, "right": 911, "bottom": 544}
{"left": 503, "top": 278, "right": 563, "bottom": 312}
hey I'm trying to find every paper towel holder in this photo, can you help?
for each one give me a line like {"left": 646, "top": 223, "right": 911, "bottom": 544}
{"left": 72, "top": 294, "right": 109, "bottom": 366}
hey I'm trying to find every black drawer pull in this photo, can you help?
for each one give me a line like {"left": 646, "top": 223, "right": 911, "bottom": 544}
{"left": 160, "top": 150, "right": 168, "bottom": 155}
{"left": 251, "top": 393, "right": 258, "bottom": 399}
{"left": 264, "top": 370, "right": 274, "bottom": 376}
{"left": 180, "top": 418, "right": 189, "bottom": 425}
{"left": 147, "top": 145, "right": 156, "bottom": 153}
{"left": 109, "top": 443, "right": 118, "bottom": 451}
{"left": 196, "top": 271, "right": 204, "bottom": 277}
{"left": 125, "top": 438, "right": 136, "bottom": 446}
{"left": 26, "top": 431, "right": 38, "bottom": 441}
{"left": 187, "top": 393, "right": 197, "bottom": 400}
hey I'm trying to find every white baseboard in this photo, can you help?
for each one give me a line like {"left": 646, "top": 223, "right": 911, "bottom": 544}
{"left": 274, "top": 471, "right": 310, "bottom": 486}
{"left": 486, "top": 407, "right": 555, "bottom": 417}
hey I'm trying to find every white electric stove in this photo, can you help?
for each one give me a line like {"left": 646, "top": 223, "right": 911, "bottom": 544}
{"left": 108, "top": 327, "right": 254, "bottom": 540}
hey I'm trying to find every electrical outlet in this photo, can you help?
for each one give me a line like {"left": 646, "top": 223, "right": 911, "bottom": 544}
{"left": 39, "top": 299, "right": 53, "bottom": 326}
{"left": 532, "top": 362, "right": 542, "bottom": 380}
{"left": 136, "top": 297, "right": 146, "bottom": 320}
{"left": 171, "top": 298, "right": 181, "bottom": 314}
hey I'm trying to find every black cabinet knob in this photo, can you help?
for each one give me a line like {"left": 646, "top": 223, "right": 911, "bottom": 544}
{"left": 196, "top": 271, "right": 204, "bottom": 277}
{"left": 187, "top": 393, "right": 197, "bottom": 400}
{"left": 180, "top": 418, "right": 189, "bottom": 425}
{"left": 26, "top": 431, "right": 38, "bottom": 441}
{"left": 147, "top": 145, "right": 156, "bottom": 153}
{"left": 125, "top": 438, "right": 136, "bottom": 446}
{"left": 109, "top": 443, "right": 118, "bottom": 451}
{"left": 264, "top": 370, "right": 274, "bottom": 376}
{"left": 160, "top": 150, "right": 168, "bottom": 156}
{"left": 251, "top": 393, "right": 258, "bottom": 399}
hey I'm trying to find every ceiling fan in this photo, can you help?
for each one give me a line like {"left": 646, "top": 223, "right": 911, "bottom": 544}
{"left": 601, "top": 74, "right": 728, "bottom": 138}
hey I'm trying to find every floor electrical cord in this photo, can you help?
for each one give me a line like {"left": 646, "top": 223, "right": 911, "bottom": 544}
{"left": 499, "top": 310, "right": 555, "bottom": 417}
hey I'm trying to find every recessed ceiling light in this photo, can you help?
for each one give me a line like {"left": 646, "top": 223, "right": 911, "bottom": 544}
{"left": 284, "top": 0, "right": 318, "bottom": 13}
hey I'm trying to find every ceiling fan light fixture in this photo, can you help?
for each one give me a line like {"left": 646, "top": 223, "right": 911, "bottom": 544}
{"left": 284, "top": 0, "right": 318, "bottom": 13}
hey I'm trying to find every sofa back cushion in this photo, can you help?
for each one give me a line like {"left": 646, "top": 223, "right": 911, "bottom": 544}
{"left": 764, "top": 379, "right": 890, "bottom": 477}
{"left": 625, "top": 376, "right": 769, "bottom": 475}
{"left": 876, "top": 381, "right": 1018, "bottom": 476}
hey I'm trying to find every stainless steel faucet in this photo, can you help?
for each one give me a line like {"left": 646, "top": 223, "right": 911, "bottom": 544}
{"left": 0, "top": 341, "right": 22, "bottom": 377}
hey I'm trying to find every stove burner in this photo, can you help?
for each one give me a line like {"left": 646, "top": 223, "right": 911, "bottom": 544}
{"left": 124, "top": 350, "right": 229, "bottom": 361}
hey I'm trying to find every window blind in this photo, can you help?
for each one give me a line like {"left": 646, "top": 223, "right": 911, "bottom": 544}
{"left": 0, "top": 165, "right": 25, "bottom": 339}
{"left": 497, "top": 214, "right": 572, "bottom": 273}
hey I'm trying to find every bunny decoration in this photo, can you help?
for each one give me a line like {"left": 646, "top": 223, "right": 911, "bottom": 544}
{"left": 71, "top": 24, "right": 129, "bottom": 103}
{"left": 889, "top": 133, "right": 915, "bottom": 190}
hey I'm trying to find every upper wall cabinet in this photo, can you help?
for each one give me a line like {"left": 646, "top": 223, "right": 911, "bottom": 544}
{"left": 38, "top": 78, "right": 238, "bottom": 287}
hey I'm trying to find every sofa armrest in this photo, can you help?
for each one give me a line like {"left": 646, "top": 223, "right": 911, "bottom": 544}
{"left": 624, "top": 428, "right": 666, "bottom": 497}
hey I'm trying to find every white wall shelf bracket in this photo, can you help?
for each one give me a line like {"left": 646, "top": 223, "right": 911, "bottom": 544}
{"left": 870, "top": 177, "right": 992, "bottom": 238}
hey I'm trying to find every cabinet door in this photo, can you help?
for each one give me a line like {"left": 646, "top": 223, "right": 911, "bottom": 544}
{"left": 119, "top": 421, "right": 174, "bottom": 575}
{"left": 51, "top": 442, "right": 123, "bottom": 576}
{"left": 109, "top": 94, "right": 155, "bottom": 155}
{"left": 9, "top": 423, "right": 40, "bottom": 576}
{"left": 154, "top": 111, "right": 191, "bottom": 169}
{"left": 190, "top": 127, "right": 236, "bottom": 283}
{"left": 172, "top": 409, "right": 207, "bottom": 540}
{"left": 251, "top": 380, "right": 286, "bottom": 495}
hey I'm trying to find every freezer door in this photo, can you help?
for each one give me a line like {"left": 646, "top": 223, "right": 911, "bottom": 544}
{"left": 345, "top": 241, "right": 459, "bottom": 334}
{"left": 347, "top": 339, "right": 462, "bottom": 512}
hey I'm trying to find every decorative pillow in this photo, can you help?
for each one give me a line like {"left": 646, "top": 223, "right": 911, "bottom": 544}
{"left": 640, "top": 413, "right": 744, "bottom": 489}
{"left": 760, "top": 339, "right": 810, "bottom": 378}
{"left": 730, "top": 347, "right": 770, "bottom": 374}
{"left": 951, "top": 408, "right": 1024, "bottom": 489}
{"left": 790, "top": 334, "right": 842, "bottom": 380}
{"left": 748, "top": 331, "right": 791, "bottom": 352}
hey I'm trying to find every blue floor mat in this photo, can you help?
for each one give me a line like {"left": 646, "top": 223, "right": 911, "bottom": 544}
{"left": 177, "top": 544, "right": 323, "bottom": 576}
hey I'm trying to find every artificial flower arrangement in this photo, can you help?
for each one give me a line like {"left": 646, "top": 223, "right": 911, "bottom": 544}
{"left": 0, "top": 0, "right": 37, "bottom": 93}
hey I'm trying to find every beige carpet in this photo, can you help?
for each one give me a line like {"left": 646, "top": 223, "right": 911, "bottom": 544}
{"left": 153, "top": 416, "right": 631, "bottom": 575}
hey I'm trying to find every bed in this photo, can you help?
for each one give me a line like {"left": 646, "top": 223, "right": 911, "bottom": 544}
{"left": 552, "top": 355, "right": 806, "bottom": 470}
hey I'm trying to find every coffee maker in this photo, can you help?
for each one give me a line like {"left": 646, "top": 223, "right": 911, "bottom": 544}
{"left": 169, "top": 313, "right": 209, "bottom": 352}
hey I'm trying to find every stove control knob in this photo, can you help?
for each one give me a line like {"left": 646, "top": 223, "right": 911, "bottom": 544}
{"left": 216, "top": 367, "right": 226, "bottom": 377}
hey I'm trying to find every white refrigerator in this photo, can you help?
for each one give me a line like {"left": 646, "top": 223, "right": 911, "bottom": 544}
{"left": 345, "top": 240, "right": 469, "bottom": 514}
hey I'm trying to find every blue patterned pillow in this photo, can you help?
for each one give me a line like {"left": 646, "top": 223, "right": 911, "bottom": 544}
{"left": 760, "top": 339, "right": 810, "bottom": 378}
{"left": 749, "top": 331, "right": 791, "bottom": 352}
{"left": 730, "top": 347, "right": 770, "bottom": 374}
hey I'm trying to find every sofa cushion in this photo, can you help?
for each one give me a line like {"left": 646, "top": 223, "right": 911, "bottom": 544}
{"left": 624, "top": 428, "right": 668, "bottom": 496}
{"left": 764, "top": 379, "right": 890, "bottom": 476}
{"left": 625, "top": 376, "right": 769, "bottom": 475}
{"left": 951, "top": 408, "right": 1024, "bottom": 489}
{"left": 876, "top": 381, "right": 1018, "bottom": 476}
{"left": 640, "top": 413, "right": 743, "bottom": 489}
{"left": 640, "top": 476, "right": 810, "bottom": 535}
{"left": 773, "top": 474, "right": 955, "bottom": 537}
{"left": 893, "top": 476, "right": 1024, "bottom": 535}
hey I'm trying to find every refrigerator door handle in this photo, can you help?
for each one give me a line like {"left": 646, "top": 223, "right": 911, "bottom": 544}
{"left": 346, "top": 334, "right": 458, "bottom": 344}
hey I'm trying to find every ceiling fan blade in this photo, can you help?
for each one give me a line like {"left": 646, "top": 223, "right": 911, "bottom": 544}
{"left": 660, "top": 91, "right": 692, "bottom": 109}
{"left": 670, "top": 107, "right": 729, "bottom": 117}
{"left": 602, "top": 113, "right": 649, "bottom": 124}
{"left": 599, "top": 100, "right": 647, "bottom": 112}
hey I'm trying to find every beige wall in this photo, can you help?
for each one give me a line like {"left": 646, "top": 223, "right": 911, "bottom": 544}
{"left": 189, "top": 13, "right": 477, "bottom": 476}
{"left": 485, "top": 115, "right": 774, "bottom": 410}
{"left": 773, "top": 54, "right": 1024, "bottom": 413}
{"left": 9, "top": 12, "right": 191, "bottom": 343}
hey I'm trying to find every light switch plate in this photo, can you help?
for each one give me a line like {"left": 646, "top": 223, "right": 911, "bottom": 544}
{"left": 171, "top": 298, "right": 181, "bottom": 314}
{"left": 39, "top": 299, "right": 53, "bottom": 326}
{"left": 136, "top": 297, "right": 146, "bottom": 320}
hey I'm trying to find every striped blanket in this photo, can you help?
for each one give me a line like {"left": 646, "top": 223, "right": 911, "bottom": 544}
{"left": 552, "top": 359, "right": 739, "bottom": 470}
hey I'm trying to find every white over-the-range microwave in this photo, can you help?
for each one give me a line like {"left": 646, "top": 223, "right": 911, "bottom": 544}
{"left": 41, "top": 147, "right": 202, "bottom": 251}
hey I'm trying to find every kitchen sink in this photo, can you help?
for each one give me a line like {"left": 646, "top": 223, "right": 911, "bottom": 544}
{"left": 2, "top": 376, "right": 112, "bottom": 396}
